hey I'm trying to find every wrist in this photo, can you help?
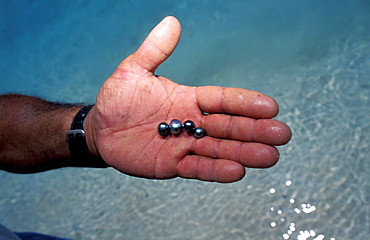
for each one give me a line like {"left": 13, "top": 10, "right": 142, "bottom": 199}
{"left": 84, "top": 106, "right": 100, "bottom": 158}
{"left": 67, "top": 105, "right": 107, "bottom": 168}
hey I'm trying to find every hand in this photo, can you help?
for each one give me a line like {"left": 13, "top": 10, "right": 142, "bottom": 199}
{"left": 85, "top": 16, "right": 291, "bottom": 183}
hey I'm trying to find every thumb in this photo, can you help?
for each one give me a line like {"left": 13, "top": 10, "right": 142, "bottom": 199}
{"left": 119, "top": 16, "right": 182, "bottom": 74}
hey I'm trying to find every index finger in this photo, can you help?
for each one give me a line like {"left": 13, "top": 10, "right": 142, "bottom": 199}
{"left": 196, "top": 86, "right": 279, "bottom": 119}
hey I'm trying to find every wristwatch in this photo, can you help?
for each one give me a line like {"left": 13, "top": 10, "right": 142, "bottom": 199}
{"left": 66, "top": 105, "right": 94, "bottom": 159}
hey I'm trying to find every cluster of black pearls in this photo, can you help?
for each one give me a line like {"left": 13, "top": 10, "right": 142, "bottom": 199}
{"left": 158, "top": 119, "right": 206, "bottom": 139}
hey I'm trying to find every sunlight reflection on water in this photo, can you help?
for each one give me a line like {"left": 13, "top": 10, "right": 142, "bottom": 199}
{"left": 1, "top": 1, "right": 369, "bottom": 239}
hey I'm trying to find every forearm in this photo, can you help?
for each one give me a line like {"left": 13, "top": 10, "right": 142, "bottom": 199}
{"left": 0, "top": 94, "right": 104, "bottom": 173}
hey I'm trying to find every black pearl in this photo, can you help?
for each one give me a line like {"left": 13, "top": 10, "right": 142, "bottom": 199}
{"left": 183, "top": 120, "right": 195, "bottom": 133}
{"left": 170, "top": 119, "right": 182, "bottom": 135}
{"left": 158, "top": 122, "right": 170, "bottom": 136}
{"left": 194, "top": 127, "right": 206, "bottom": 139}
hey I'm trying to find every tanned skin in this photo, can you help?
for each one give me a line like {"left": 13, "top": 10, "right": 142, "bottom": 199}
{"left": 0, "top": 17, "right": 291, "bottom": 183}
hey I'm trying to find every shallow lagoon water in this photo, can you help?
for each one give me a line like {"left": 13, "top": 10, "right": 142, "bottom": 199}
{"left": 1, "top": 0, "right": 369, "bottom": 239}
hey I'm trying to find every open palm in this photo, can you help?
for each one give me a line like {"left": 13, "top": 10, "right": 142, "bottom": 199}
{"left": 86, "top": 17, "right": 291, "bottom": 183}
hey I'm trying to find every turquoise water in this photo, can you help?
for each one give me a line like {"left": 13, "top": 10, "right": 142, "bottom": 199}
{"left": 1, "top": 0, "right": 369, "bottom": 239}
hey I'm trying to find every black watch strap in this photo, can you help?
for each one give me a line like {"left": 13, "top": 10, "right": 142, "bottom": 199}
{"left": 66, "top": 105, "right": 108, "bottom": 167}
{"left": 66, "top": 105, "right": 94, "bottom": 158}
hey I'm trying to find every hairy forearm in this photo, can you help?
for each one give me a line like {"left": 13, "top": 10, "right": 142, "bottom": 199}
{"left": 0, "top": 94, "right": 100, "bottom": 173}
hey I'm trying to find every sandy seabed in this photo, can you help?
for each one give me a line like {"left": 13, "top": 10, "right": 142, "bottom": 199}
{"left": 1, "top": 1, "right": 369, "bottom": 239}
